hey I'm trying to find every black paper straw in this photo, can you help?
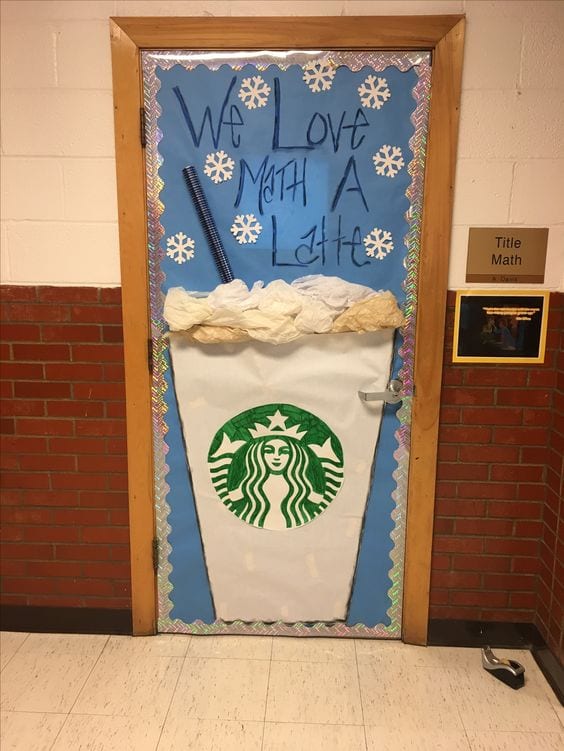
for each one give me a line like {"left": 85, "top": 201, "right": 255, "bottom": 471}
{"left": 182, "top": 165, "right": 234, "bottom": 284}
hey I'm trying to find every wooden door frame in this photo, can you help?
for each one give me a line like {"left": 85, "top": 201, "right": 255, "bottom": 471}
{"left": 110, "top": 15, "right": 465, "bottom": 642}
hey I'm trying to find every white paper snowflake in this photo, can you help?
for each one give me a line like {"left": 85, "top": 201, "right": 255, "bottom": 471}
{"left": 372, "top": 145, "right": 405, "bottom": 178}
{"left": 166, "top": 232, "right": 195, "bottom": 264}
{"left": 203, "top": 150, "right": 235, "bottom": 184}
{"left": 302, "top": 60, "right": 336, "bottom": 93}
{"left": 230, "top": 214, "right": 263, "bottom": 244}
{"left": 238, "top": 76, "right": 271, "bottom": 110}
{"left": 358, "top": 75, "right": 391, "bottom": 110}
{"left": 363, "top": 227, "right": 394, "bottom": 260}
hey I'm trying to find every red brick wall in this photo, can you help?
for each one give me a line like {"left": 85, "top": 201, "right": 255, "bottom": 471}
{"left": 430, "top": 291, "right": 561, "bottom": 627}
{"left": 0, "top": 286, "right": 130, "bottom": 610}
{"left": 1, "top": 285, "right": 562, "bottom": 650}
{"left": 537, "top": 295, "right": 563, "bottom": 663}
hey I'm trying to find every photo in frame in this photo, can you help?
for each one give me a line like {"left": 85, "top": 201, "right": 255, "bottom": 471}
{"left": 452, "top": 290, "right": 550, "bottom": 364}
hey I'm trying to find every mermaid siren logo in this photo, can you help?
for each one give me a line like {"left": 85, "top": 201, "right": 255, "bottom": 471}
{"left": 208, "top": 404, "right": 344, "bottom": 530}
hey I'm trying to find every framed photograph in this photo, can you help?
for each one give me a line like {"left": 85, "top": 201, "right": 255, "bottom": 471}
{"left": 453, "top": 289, "right": 550, "bottom": 364}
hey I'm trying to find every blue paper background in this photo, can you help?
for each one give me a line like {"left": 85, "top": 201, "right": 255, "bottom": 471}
{"left": 155, "top": 61, "right": 417, "bottom": 626}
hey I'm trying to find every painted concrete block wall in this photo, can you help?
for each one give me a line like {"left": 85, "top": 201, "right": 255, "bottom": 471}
{"left": 1, "top": 0, "right": 563, "bottom": 289}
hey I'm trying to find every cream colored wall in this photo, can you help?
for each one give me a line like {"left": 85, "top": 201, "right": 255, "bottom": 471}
{"left": 1, "top": 0, "right": 563, "bottom": 288}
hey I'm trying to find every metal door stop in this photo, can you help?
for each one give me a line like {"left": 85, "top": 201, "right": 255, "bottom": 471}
{"left": 481, "top": 646, "right": 525, "bottom": 690}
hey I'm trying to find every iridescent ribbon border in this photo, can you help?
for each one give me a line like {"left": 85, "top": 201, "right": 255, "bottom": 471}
{"left": 142, "top": 50, "right": 431, "bottom": 638}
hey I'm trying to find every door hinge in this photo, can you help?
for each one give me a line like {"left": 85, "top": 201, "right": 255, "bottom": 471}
{"left": 152, "top": 537, "right": 160, "bottom": 573}
{"left": 140, "top": 107, "right": 147, "bottom": 148}
{"left": 147, "top": 338, "right": 153, "bottom": 374}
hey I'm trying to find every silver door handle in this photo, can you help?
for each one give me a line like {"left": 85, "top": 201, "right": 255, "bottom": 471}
{"left": 358, "top": 378, "right": 404, "bottom": 404}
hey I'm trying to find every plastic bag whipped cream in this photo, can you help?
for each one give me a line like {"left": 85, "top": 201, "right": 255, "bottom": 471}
{"left": 164, "top": 275, "right": 405, "bottom": 345}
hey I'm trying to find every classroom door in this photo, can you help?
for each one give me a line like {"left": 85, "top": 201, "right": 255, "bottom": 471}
{"left": 142, "top": 48, "right": 432, "bottom": 637}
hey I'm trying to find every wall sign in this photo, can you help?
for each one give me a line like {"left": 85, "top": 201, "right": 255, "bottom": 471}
{"left": 466, "top": 228, "right": 548, "bottom": 284}
{"left": 453, "top": 289, "right": 550, "bottom": 364}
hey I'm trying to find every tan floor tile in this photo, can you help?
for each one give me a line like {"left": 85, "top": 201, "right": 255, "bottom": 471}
{"left": 71, "top": 654, "right": 183, "bottom": 721}
{"left": 553, "top": 701, "right": 564, "bottom": 728}
{"left": 187, "top": 635, "right": 272, "bottom": 660}
{"left": 359, "top": 663, "right": 464, "bottom": 730}
{"left": 51, "top": 714, "right": 163, "bottom": 751}
{"left": 266, "top": 660, "right": 363, "bottom": 725}
{"left": 263, "top": 721, "right": 366, "bottom": 750}
{"left": 19, "top": 633, "right": 108, "bottom": 658}
{"left": 158, "top": 718, "right": 263, "bottom": 751}
{"left": 103, "top": 634, "right": 191, "bottom": 658}
{"left": 355, "top": 640, "right": 478, "bottom": 668}
{"left": 272, "top": 636, "right": 356, "bottom": 662}
{"left": 0, "top": 652, "right": 99, "bottom": 713}
{"left": 467, "top": 730, "right": 564, "bottom": 750}
{"left": 169, "top": 657, "right": 270, "bottom": 721}
{"left": 0, "top": 711, "right": 66, "bottom": 751}
{"left": 365, "top": 726, "right": 471, "bottom": 750}
{"left": 0, "top": 632, "right": 29, "bottom": 670}
{"left": 445, "top": 660, "right": 561, "bottom": 733}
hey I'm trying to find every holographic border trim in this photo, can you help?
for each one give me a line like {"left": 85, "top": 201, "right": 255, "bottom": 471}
{"left": 146, "top": 49, "right": 428, "bottom": 72}
{"left": 389, "top": 60, "right": 432, "bottom": 629}
{"left": 143, "top": 58, "right": 176, "bottom": 624}
{"left": 142, "top": 50, "right": 431, "bottom": 638}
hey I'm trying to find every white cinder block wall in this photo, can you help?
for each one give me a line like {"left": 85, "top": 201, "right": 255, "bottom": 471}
{"left": 1, "top": 0, "right": 563, "bottom": 289}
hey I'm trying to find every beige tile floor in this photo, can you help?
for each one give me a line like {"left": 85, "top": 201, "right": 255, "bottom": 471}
{"left": 0, "top": 631, "right": 562, "bottom": 750}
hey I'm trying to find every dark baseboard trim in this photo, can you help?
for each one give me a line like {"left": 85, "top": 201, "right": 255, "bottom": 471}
{"left": 428, "top": 619, "right": 545, "bottom": 649}
{"left": 532, "top": 647, "right": 564, "bottom": 706}
{"left": 0, "top": 605, "right": 132, "bottom": 635}
{"left": 428, "top": 619, "right": 563, "bottom": 706}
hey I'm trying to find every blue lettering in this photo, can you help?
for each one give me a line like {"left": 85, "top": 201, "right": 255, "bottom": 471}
{"left": 271, "top": 215, "right": 371, "bottom": 269}
{"left": 262, "top": 164, "right": 276, "bottom": 204}
{"left": 333, "top": 214, "right": 345, "bottom": 266}
{"left": 343, "top": 109, "right": 369, "bottom": 150}
{"left": 173, "top": 77, "right": 237, "bottom": 149}
{"left": 331, "top": 156, "right": 369, "bottom": 212}
{"left": 327, "top": 111, "right": 346, "bottom": 153}
{"left": 275, "top": 159, "right": 307, "bottom": 206}
{"left": 235, "top": 157, "right": 269, "bottom": 214}
{"left": 346, "top": 226, "right": 369, "bottom": 267}
{"left": 272, "top": 215, "right": 308, "bottom": 267}
{"left": 272, "top": 78, "right": 314, "bottom": 151}
{"left": 295, "top": 225, "right": 320, "bottom": 265}
{"left": 237, "top": 157, "right": 307, "bottom": 213}
{"left": 225, "top": 104, "right": 244, "bottom": 148}
{"left": 306, "top": 113, "right": 328, "bottom": 146}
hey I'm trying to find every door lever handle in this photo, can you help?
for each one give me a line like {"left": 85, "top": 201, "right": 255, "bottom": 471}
{"left": 358, "top": 378, "right": 404, "bottom": 404}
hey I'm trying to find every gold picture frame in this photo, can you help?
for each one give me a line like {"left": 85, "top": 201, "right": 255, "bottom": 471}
{"left": 453, "top": 289, "right": 550, "bottom": 364}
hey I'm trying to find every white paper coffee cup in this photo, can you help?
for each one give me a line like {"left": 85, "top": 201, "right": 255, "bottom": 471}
{"left": 169, "top": 329, "right": 394, "bottom": 623}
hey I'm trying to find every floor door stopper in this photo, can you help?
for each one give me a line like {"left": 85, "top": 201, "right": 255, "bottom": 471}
{"left": 481, "top": 646, "right": 525, "bottom": 689}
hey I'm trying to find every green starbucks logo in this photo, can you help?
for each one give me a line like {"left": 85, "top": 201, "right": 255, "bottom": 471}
{"left": 208, "top": 404, "right": 344, "bottom": 530}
